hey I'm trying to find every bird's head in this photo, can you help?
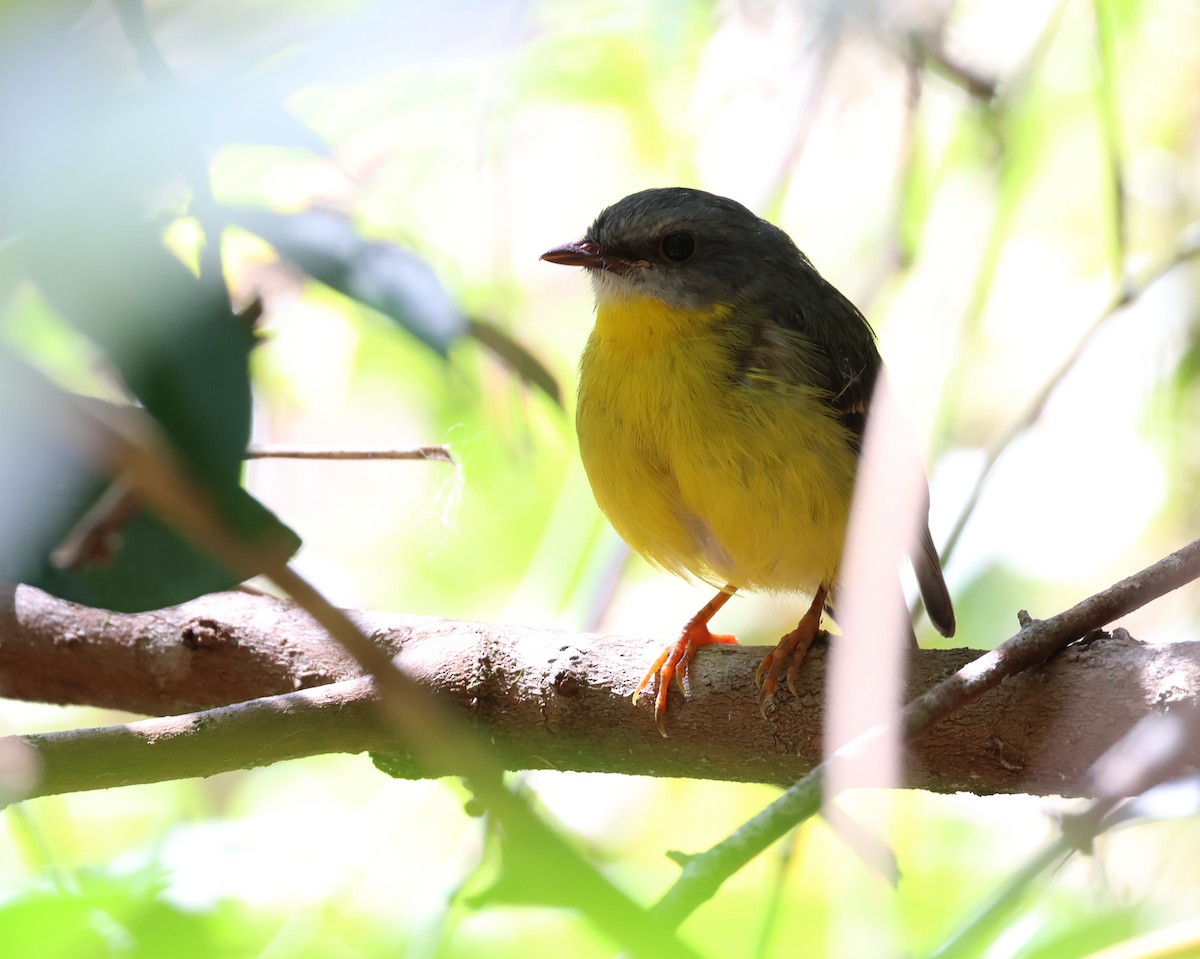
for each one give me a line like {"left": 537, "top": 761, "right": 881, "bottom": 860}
{"left": 541, "top": 187, "right": 803, "bottom": 318}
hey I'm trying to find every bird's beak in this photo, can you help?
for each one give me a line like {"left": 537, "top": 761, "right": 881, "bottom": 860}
{"left": 540, "top": 240, "right": 606, "bottom": 269}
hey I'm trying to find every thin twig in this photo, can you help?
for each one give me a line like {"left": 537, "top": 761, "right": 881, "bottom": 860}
{"left": 245, "top": 445, "right": 454, "bottom": 463}
{"left": 941, "top": 230, "right": 1200, "bottom": 563}
{"left": 48, "top": 441, "right": 454, "bottom": 569}
{"left": 928, "top": 837, "right": 1076, "bottom": 959}
{"left": 650, "top": 538, "right": 1200, "bottom": 928}
{"left": 49, "top": 481, "right": 140, "bottom": 569}
{"left": 912, "top": 33, "right": 999, "bottom": 102}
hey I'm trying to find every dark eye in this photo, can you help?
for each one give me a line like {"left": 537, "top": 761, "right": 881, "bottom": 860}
{"left": 659, "top": 232, "right": 695, "bottom": 262}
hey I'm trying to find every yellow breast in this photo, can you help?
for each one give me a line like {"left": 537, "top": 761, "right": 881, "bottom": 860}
{"left": 576, "top": 294, "right": 859, "bottom": 594}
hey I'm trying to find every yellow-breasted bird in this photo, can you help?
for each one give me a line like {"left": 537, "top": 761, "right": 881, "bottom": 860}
{"left": 541, "top": 187, "right": 955, "bottom": 733}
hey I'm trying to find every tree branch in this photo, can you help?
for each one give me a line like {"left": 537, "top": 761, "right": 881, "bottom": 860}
{"left": 4, "top": 536, "right": 1200, "bottom": 800}
{"left": 648, "top": 536, "right": 1200, "bottom": 928}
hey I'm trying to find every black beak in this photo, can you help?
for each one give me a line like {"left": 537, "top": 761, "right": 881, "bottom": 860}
{"left": 540, "top": 240, "right": 607, "bottom": 269}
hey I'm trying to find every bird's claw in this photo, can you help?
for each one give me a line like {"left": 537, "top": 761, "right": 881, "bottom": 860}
{"left": 632, "top": 622, "right": 738, "bottom": 736}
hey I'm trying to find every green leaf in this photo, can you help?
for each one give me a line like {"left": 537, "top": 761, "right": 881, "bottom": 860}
{"left": 0, "top": 357, "right": 299, "bottom": 613}
{"left": 28, "top": 488, "right": 299, "bottom": 614}
{"left": 230, "top": 206, "right": 469, "bottom": 355}
{"left": 0, "top": 863, "right": 262, "bottom": 959}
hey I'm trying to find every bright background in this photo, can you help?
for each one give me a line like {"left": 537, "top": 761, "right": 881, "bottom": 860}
{"left": 3, "top": 0, "right": 1200, "bottom": 956}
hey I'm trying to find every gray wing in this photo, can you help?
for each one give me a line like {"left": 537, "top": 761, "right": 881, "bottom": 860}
{"left": 775, "top": 267, "right": 957, "bottom": 638}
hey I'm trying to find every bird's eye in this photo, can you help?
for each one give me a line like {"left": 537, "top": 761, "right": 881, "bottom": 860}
{"left": 659, "top": 232, "right": 695, "bottom": 262}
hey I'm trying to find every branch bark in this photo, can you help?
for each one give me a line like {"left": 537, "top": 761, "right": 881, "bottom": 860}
{"left": 3, "top": 581, "right": 1198, "bottom": 800}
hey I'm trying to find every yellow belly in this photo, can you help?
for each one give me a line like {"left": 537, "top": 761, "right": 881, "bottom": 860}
{"left": 576, "top": 297, "right": 858, "bottom": 593}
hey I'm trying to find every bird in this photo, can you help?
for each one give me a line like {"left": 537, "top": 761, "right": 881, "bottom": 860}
{"left": 540, "top": 187, "right": 955, "bottom": 734}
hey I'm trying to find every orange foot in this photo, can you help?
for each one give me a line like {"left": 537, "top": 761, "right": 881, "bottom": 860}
{"left": 755, "top": 584, "right": 828, "bottom": 717}
{"left": 632, "top": 586, "right": 739, "bottom": 736}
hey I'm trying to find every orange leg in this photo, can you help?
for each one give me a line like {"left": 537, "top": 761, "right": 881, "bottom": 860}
{"left": 632, "top": 585, "right": 740, "bottom": 736}
{"left": 755, "top": 584, "right": 828, "bottom": 716}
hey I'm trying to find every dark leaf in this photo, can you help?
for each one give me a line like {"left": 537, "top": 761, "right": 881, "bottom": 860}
{"left": 21, "top": 222, "right": 253, "bottom": 497}
{"left": 0, "top": 355, "right": 300, "bottom": 613}
{"left": 230, "top": 207, "right": 469, "bottom": 355}
{"left": 25, "top": 486, "right": 300, "bottom": 614}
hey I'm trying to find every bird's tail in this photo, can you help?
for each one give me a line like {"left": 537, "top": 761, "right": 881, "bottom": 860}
{"left": 914, "top": 524, "right": 956, "bottom": 638}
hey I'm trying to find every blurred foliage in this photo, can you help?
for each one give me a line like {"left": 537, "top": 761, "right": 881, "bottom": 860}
{"left": 0, "top": 0, "right": 556, "bottom": 611}
{"left": 2, "top": 0, "right": 1200, "bottom": 956}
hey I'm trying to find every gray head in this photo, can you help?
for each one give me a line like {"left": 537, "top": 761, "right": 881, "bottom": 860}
{"left": 541, "top": 187, "right": 810, "bottom": 313}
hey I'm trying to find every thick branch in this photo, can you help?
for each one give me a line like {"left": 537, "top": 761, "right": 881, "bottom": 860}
{"left": 3, "top": 583, "right": 1199, "bottom": 798}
